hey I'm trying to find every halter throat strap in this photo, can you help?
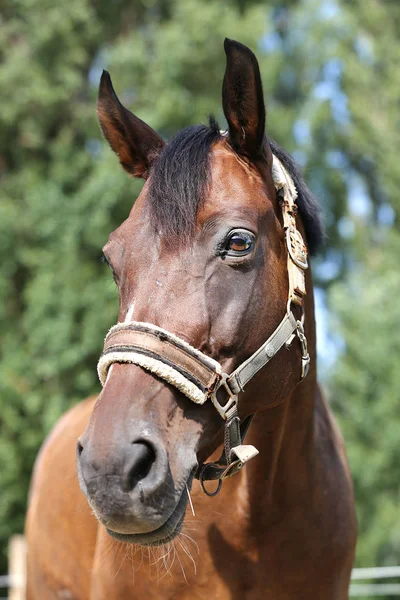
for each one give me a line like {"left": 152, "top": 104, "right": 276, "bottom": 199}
{"left": 96, "top": 154, "right": 310, "bottom": 494}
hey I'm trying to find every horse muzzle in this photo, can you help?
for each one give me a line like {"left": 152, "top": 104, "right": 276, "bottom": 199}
{"left": 76, "top": 423, "right": 196, "bottom": 543}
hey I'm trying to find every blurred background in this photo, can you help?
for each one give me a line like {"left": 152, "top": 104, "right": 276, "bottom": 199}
{"left": 0, "top": 0, "right": 399, "bottom": 597}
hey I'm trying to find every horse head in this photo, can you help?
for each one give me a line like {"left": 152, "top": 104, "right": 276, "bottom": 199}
{"left": 76, "top": 39, "right": 323, "bottom": 546}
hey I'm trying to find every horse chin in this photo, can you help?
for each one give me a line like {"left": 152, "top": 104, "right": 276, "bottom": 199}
{"left": 105, "top": 484, "right": 188, "bottom": 546}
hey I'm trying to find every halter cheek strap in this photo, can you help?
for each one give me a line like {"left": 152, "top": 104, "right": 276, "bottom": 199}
{"left": 97, "top": 154, "right": 310, "bottom": 496}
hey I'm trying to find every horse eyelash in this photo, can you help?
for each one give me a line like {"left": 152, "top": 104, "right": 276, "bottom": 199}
{"left": 100, "top": 253, "right": 118, "bottom": 284}
{"left": 100, "top": 253, "right": 112, "bottom": 269}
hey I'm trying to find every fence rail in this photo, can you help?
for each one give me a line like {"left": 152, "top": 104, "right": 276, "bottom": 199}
{"left": 350, "top": 582, "right": 400, "bottom": 597}
{"left": 349, "top": 566, "right": 400, "bottom": 597}
{"left": 352, "top": 567, "right": 400, "bottom": 580}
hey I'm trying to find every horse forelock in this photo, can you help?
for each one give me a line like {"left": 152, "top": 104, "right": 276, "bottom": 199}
{"left": 147, "top": 116, "right": 221, "bottom": 239}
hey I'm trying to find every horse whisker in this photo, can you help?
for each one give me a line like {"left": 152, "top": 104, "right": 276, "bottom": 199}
{"left": 180, "top": 531, "right": 200, "bottom": 555}
{"left": 113, "top": 544, "right": 129, "bottom": 579}
{"left": 157, "top": 542, "right": 176, "bottom": 582}
{"left": 177, "top": 536, "right": 197, "bottom": 575}
{"left": 175, "top": 541, "right": 188, "bottom": 584}
{"left": 186, "top": 484, "right": 196, "bottom": 517}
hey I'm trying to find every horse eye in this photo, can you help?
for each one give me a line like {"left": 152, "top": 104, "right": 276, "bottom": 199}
{"left": 101, "top": 253, "right": 118, "bottom": 284}
{"left": 224, "top": 230, "right": 255, "bottom": 256}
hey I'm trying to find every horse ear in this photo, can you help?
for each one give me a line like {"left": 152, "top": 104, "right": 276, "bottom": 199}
{"left": 97, "top": 71, "right": 165, "bottom": 179}
{"left": 222, "top": 39, "right": 267, "bottom": 159}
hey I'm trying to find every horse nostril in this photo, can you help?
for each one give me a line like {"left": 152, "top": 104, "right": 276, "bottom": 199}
{"left": 76, "top": 440, "right": 84, "bottom": 457}
{"left": 125, "top": 441, "right": 156, "bottom": 493}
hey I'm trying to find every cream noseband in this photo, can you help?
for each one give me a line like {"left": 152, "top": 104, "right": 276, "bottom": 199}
{"left": 97, "top": 155, "right": 310, "bottom": 495}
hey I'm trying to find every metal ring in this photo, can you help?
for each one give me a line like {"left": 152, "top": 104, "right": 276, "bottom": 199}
{"left": 200, "top": 477, "right": 223, "bottom": 497}
{"left": 286, "top": 298, "right": 305, "bottom": 324}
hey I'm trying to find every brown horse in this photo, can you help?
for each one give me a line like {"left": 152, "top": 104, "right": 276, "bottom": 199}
{"left": 26, "top": 39, "right": 356, "bottom": 599}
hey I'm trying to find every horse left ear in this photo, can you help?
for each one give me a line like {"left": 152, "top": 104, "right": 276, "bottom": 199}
{"left": 97, "top": 71, "right": 166, "bottom": 179}
{"left": 222, "top": 38, "right": 267, "bottom": 159}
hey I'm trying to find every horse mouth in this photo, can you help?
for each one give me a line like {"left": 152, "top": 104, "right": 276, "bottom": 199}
{"left": 105, "top": 476, "right": 192, "bottom": 547}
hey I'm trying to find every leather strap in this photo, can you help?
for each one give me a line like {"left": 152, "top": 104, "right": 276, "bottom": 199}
{"left": 228, "top": 312, "right": 297, "bottom": 395}
{"left": 102, "top": 325, "right": 220, "bottom": 392}
{"left": 198, "top": 413, "right": 256, "bottom": 493}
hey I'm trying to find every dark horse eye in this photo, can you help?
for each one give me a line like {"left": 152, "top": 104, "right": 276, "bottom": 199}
{"left": 224, "top": 230, "right": 255, "bottom": 256}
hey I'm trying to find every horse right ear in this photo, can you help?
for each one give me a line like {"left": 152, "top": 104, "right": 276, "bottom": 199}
{"left": 222, "top": 39, "right": 267, "bottom": 159}
{"left": 97, "top": 71, "right": 165, "bottom": 179}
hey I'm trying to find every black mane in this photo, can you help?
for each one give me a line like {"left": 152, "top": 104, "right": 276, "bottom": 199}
{"left": 148, "top": 117, "right": 221, "bottom": 241}
{"left": 148, "top": 119, "right": 325, "bottom": 255}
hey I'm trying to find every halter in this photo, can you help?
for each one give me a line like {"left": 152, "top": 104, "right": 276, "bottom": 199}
{"left": 97, "top": 155, "right": 310, "bottom": 496}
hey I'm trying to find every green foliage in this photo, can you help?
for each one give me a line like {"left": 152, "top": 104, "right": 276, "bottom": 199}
{"left": 328, "top": 230, "right": 400, "bottom": 568}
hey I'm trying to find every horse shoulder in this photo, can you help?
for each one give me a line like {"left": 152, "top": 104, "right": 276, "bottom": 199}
{"left": 26, "top": 397, "right": 98, "bottom": 600}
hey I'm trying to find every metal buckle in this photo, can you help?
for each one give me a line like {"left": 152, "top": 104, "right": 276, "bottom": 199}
{"left": 213, "top": 445, "right": 259, "bottom": 480}
{"left": 210, "top": 373, "right": 238, "bottom": 420}
{"left": 198, "top": 444, "right": 259, "bottom": 496}
{"left": 296, "top": 321, "right": 310, "bottom": 379}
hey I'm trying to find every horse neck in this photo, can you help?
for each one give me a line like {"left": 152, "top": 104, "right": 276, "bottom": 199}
{"left": 244, "top": 266, "right": 319, "bottom": 515}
